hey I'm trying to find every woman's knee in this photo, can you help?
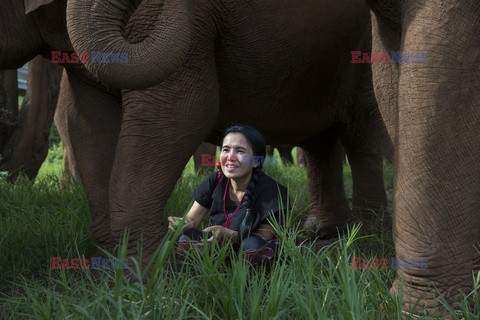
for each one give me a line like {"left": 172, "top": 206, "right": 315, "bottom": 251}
{"left": 240, "top": 235, "right": 267, "bottom": 251}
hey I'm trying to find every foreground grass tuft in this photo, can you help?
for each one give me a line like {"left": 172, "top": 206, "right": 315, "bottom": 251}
{"left": 1, "top": 155, "right": 479, "bottom": 318}
{"left": 0, "top": 175, "right": 94, "bottom": 293}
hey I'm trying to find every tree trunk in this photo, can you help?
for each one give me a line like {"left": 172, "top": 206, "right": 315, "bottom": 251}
{"left": 0, "top": 56, "right": 63, "bottom": 179}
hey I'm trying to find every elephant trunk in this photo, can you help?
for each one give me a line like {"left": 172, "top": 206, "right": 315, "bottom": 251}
{"left": 66, "top": 0, "right": 194, "bottom": 89}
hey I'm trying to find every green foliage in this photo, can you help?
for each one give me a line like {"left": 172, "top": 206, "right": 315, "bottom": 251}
{"left": 48, "top": 123, "right": 61, "bottom": 148}
{"left": 36, "top": 142, "right": 63, "bottom": 180}
{"left": 45, "top": 142, "right": 63, "bottom": 164}
{"left": 0, "top": 175, "right": 94, "bottom": 293}
{"left": 1, "top": 146, "right": 478, "bottom": 318}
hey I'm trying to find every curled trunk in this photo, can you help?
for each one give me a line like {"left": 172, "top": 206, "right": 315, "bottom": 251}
{"left": 66, "top": 0, "right": 195, "bottom": 89}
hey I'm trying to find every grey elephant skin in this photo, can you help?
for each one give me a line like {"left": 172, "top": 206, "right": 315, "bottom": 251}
{"left": 1, "top": 0, "right": 390, "bottom": 307}
{"left": 365, "top": 0, "right": 480, "bottom": 316}
{"left": 65, "top": 0, "right": 389, "bottom": 248}
{"left": 1, "top": 0, "right": 389, "bottom": 254}
{"left": 69, "top": 0, "right": 480, "bottom": 317}
{"left": 1, "top": 0, "right": 123, "bottom": 253}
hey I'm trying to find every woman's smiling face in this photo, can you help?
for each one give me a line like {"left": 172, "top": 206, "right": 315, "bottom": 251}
{"left": 221, "top": 132, "right": 255, "bottom": 179}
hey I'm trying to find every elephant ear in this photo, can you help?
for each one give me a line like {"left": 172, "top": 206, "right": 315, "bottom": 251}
{"left": 24, "top": 0, "right": 56, "bottom": 14}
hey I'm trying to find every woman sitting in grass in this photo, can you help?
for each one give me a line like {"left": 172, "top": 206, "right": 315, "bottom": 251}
{"left": 168, "top": 124, "right": 289, "bottom": 267}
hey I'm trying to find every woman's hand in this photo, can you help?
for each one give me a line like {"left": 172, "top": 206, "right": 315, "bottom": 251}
{"left": 168, "top": 216, "right": 189, "bottom": 232}
{"left": 203, "top": 225, "right": 239, "bottom": 244}
{"left": 168, "top": 201, "right": 209, "bottom": 233}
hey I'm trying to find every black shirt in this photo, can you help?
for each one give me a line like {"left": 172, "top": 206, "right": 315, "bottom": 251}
{"left": 191, "top": 171, "right": 289, "bottom": 232}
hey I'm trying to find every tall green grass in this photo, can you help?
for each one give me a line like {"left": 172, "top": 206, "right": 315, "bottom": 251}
{"left": 1, "top": 148, "right": 478, "bottom": 319}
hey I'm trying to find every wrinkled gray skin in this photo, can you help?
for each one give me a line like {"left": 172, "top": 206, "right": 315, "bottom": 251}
{"left": 0, "top": 56, "right": 63, "bottom": 180}
{"left": 1, "top": 0, "right": 388, "bottom": 274}
{"left": 65, "top": 0, "right": 388, "bottom": 258}
{"left": 0, "top": 70, "right": 18, "bottom": 150}
{"left": 367, "top": 0, "right": 480, "bottom": 316}
{"left": 54, "top": 69, "right": 78, "bottom": 181}
{"left": 69, "top": 0, "right": 480, "bottom": 316}
{"left": 56, "top": 70, "right": 213, "bottom": 180}
{"left": 0, "top": 0, "right": 123, "bottom": 253}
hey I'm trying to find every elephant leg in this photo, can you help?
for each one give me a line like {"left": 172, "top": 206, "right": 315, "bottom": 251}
{"left": 64, "top": 69, "right": 121, "bottom": 254}
{"left": 0, "top": 69, "right": 18, "bottom": 152}
{"left": 370, "top": 3, "right": 480, "bottom": 314}
{"left": 108, "top": 54, "right": 219, "bottom": 265}
{"left": 296, "top": 147, "right": 306, "bottom": 167}
{"left": 300, "top": 128, "right": 350, "bottom": 239}
{"left": 341, "top": 115, "right": 388, "bottom": 221}
{"left": 54, "top": 70, "right": 78, "bottom": 183}
{"left": 0, "top": 69, "right": 18, "bottom": 116}
{"left": 193, "top": 142, "right": 216, "bottom": 174}
{"left": 392, "top": 87, "right": 480, "bottom": 313}
{"left": 1, "top": 56, "right": 63, "bottom": 179}
{"left": 265, "top": 145, "right": 273, "bottom": 157}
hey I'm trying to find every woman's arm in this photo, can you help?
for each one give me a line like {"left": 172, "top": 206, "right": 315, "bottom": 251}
{"left": 185, "top": 201, "right": 209, "bottom": 229}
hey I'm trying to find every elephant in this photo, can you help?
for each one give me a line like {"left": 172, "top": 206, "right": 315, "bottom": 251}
{"left": 0, "top": 56, "right": 81, "bottom": 183}
{"left": 64, "top": 0, "right": 389, "bottom": 256}
{"left": 0, "top": 0, "right": 389, "bottom": 268}
{"left": 55, "top": 69, "right": 79, "bottom": 181}
{"left": 365, "top": 0, "right": 480, "bottom": 316}
{"left": 4, "top": 0, "right": 477, "bottom": 316}
{"left": 0, "top": 55, "right": 63, "bottom": 180}
{"left": 0, "top": 0, "right": 125, "bottom": 253}
{"left": 66, "top": 0, "right": 480, "bottom": 315}
{"left": 0, "top": 69, "right": 18, "bottom": 150}
{"left": 56, "top": 70, "right": 218, "bottom": 179}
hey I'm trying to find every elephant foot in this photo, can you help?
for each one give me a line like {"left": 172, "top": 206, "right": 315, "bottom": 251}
{"left": 303, "top": 212, "right": 349, "bottom": 240}
{"left": 92, "top": 241, "right": 118, "bottom": 265}
{"left": 390, "top": 277, "right": 467, "bottom": 319}
{"left": 349, "top": 206, "right": 391, "bottom": 234}
{"left": 91, "top": 224, "right": 116, "bottom": 256}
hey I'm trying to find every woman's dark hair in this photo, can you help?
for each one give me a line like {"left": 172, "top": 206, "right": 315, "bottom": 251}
{"left": 218, "top": 124, "right": 266, "bottom": 238}
{"left": 222, "top": 124, "right": 267, "bottom": 163}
